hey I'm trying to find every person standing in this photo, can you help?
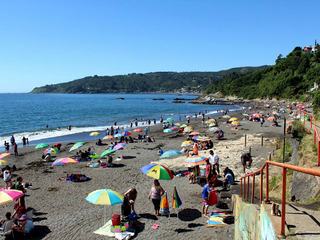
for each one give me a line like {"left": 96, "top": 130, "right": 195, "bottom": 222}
{"left": 202, "top": 180, "right": 214, "bottom": 216}
{"left": 14, "top": 143, "right": 18, "bottom": 156}
{"left": 207, "top": 150, "right": 220, "bottom": 176}
{"left": 260, "top": 117, "right": 264, "bottom": 127}
{"left": 3, "top": 166, "right": 12, "bottom": 189}
{"left": 10, "top": 136, "right": 15, "bottom": 149}
{"left": 22, "top": 137, "right": 26, "bottom": 146}
{"left": 148, "top": 180, "right": 165, "bottom": 216}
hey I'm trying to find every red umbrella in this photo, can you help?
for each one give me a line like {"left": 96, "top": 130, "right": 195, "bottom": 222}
{"left": 133, "top": 128, "right": 143, "bottom": 132}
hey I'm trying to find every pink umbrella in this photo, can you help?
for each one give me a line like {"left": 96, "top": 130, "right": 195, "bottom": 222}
{"left": 0, "top": 153, "right": 12, "bottom": 159}
{"left": 0, "top": 189, "right": 24, "bottom": 205}
{"left": 113, "top": 143, "right": 126, "bottom": 151}
{"left": 133, "top": 129, "right": 143, "bottom": 132}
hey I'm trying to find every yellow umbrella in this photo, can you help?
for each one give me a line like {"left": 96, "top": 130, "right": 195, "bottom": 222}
{"left": 181, "top": 141, "right": 193, "bottom": 147}
{"left": 229, "top": 117, "right": 238, "bottom": 122}
{"left": 232, "top": 121, "right": 240, "bottom": 125}
{"left": 90, "top": 132, "right": 100, "bottom": 136}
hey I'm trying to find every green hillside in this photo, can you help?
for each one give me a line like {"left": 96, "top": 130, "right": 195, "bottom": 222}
{"left": 204, "top": 46, "right": 320, "bottom": 101}
{"left": 30, "top": 67, "right": 266, "bottom": 94}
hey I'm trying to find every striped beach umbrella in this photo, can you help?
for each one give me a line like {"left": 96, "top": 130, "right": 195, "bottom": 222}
{"left": 0, "top": 153, "right": 12, "bottom": 159}
{"left": 43, "top": 148, "right": 59, "bottom": 155}
{"left": 122, "top": 131, "right": 132, "bottom": 136}
{"left": 113, "top": 143, "right": 126, "bottom": 151}
{"left": 0, "top": 189, "right": 24, "bottom": 206}
{"left": 140, "top": 163, "right": 174, "bottom": 180}
{"left": 0, "top": 160, "right": 10, "bottom": 166}
{"left": 69, "top": 142, "right": 85, "bottom": 152}
{"left": 181, "top": 141, "right": 193, "bottom": 147}
{"left": 172, "top": 186, "right": 182, "bottom": 208}
{"left": 103, "top": 135, "right": 114, "bottom": 140}
{"left": 52, "top": 158, "right": 79, "bottom": 166}
{"left": 183, "top": 155, "right": 206, "bottom": 166}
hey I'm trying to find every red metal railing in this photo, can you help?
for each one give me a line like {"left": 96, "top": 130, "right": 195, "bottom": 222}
{"left": 240, "top": 161, "right": 320, "bottom": 237}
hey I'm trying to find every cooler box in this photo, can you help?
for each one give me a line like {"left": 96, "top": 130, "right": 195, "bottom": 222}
{"left": 112, "top": 214, "right": 121, "bottom": 226}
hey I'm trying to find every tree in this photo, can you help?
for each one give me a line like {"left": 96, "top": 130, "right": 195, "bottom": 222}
{"left": 275, "top": 54, "right": 283, "bottom": 64}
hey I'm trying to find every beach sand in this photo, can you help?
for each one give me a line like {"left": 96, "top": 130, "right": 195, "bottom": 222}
{"left": 0, "top": 103, "right": 289, "bottom": 239}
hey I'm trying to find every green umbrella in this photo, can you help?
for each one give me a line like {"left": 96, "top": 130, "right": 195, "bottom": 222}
{"left": 100, "top": 150, "right": 116, "bottom": 158}
{"left": 167, "top": 118, "right": 175, "bottom": 123}
{"left": 69, "top": 142, "right": 85, "bottom": 152}
{"left": 89, "top": 153, "right": 99, "bottom": 159}
{"left": 35, "top": 143, "right": 49, "bottom": 149}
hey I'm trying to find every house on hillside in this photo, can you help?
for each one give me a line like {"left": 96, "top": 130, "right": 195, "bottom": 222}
{"left": 303, "top": 40, "right": 318, "bottom": 53}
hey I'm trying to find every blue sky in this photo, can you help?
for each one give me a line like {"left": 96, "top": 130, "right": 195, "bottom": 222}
{"left": 0, "top": 1, "right": 319, "bottom": 93}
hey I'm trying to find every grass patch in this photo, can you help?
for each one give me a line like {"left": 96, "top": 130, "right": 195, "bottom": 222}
{"left": 292, "top": 120, "right": 307, "bottom": 141}
{"left": 273, "top": 139, "right": 292, "bottom": 163}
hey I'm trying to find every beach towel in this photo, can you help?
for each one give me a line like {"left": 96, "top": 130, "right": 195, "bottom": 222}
{"left": 160, "top": 193, "right": 170, "bottom": 215}
{"left": 206, "top": 211, "right": 233, "bottom": 228}
{"left": 93, "top": 220, "right": 115, "bottom": 237}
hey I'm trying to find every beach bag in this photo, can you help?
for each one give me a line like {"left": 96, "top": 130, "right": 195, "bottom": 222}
{"left": 223, "top": 216, "right": 234, "bottom": 224}
{"left": 216, "top": 201, "right": 228, "bottom": 209}
{"left": 129, "top": 211, "right": 138, "bottom": 220}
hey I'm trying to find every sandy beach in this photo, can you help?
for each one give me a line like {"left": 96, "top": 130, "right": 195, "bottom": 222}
{"left": 0, "top": 102, "right": 290, "bottom": 240}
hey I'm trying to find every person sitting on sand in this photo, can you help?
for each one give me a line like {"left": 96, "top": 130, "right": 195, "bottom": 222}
{"left": 0, "top": 212, "right": 12, "bottom": 229}
{"left": 106, "top": 156, "right": 113, "bottom": 167}
{"left": 8, "top": 214, "right": 34, "bottom": 238}
{"left": 202, "top": 180, "right": 214, "bottom": 216}
{"left": 44, "top": 153, "right": 51, "bottom": 162}
{"left": 222, "top": 168, "right": 235, "bottom": 190}
{"left": 96, "top": 139, "right": 102, "bottom": 146}
{"left": 148, "top": 180, "right": 165, "bottom": 216}
{"left": 272, "top": 119, "right": 279, "bottom": 127}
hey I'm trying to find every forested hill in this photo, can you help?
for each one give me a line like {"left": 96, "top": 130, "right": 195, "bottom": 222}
{"left": 204, "top": 46, "right": 320, "bottom": 100}
{"left": 30, "top": 66, "right": 266, "bottom": 94}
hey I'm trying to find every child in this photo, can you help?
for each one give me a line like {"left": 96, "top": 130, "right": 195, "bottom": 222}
{"left": 202, "top": 180, "right": 214, "bottom": 216}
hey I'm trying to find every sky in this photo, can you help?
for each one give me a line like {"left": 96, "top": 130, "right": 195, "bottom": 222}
{"left": 0, "top": 1, "right": 320, "bottom": 93}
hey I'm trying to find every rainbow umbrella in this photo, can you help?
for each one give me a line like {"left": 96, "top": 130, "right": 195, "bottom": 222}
{"left": 122, "top": 131, "right": 132, "bottom": 137}
{"left": 209, "top": 123, "right": 218, "bottom": 127}
{"left": 133, "top": 128, "right": 143, "bottom": 132}
{"left": 189, "top": 131, "right": 200, "bottom": 136}
{"left": 52, "top": 158, "right": 79, "bottom": 166}
{"left": 86, "top": 189, "right": 124, "bottom": 224}
{"left": 183, "top": 155, "right": 206, "bottom": 166}
{"left": 90, "top": 132, "right": 100, "bottom": 136}
{"left": 185, "top": 115, "right": 192, "bottom": 118}
{"left": 140, "top": 163, "right": 174, "bottom": 180}
{"left": 160, "top": 150, "right": 182, "bottom": 159}
{"left": 69, "top": 142, "right": 85, "bottom": 152}
{"left": 103, "top": 135, "right": 114, "bottom": 140}
{"left": 170, "top": 126, "right": 178, "bottom": 131}
{"left": 192, "top": 135, "right": 200, "bottom": 140}
{"left": 35, "top": 143, "right": 49, "bottom": 149}
{"left": 197, "top": 136, "right": 210, "bottom": 141}
{"left": 160, "top": 192, "right": 170, "bottom": 215}
{"left": 0, "top": 189, "right": 24, "bottom": 206}
{"left": 43, "top": 148, "right": 59, "bottom": 155}
{"left": 181, "top": 141, "right": 193, "bottom": 147}
{"left": 164, "top": 129, "right": 173, "bottom": 133}
{"left": 0, "top": 153, "right": 12, "bottom": 159}
{"left": 113, "top": 143, "right": 126, "bottom": 151}
{"left": 172, "top": 185, "right": 182, "bottom": 208}
{"left": 100, "top": 149, "right": 116, "bottom": 158}
{"left": 0, "top": 160, "right": 10, "bottom": 166}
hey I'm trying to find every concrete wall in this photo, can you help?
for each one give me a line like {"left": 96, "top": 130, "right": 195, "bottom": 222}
{"left": 233, "top": 195, "right": 277, "bottom": 240}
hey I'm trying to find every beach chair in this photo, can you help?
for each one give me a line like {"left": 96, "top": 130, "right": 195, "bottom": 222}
{"left": 26, "top": 209, "right": 34, "bottom": 221}
{"left": 0, "top": 220, "right": 13, "bottom": 236}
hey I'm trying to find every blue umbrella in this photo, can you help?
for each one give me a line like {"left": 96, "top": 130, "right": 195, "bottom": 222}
{"left": 160, "top": 150, "right": 182, "bottom": 159}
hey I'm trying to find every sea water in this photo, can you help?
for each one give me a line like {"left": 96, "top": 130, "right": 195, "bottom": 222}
{"left": 0, "top": 93, "right": 243, "bottom": 149}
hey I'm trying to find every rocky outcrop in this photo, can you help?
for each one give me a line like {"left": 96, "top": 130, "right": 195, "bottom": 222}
{"left": 190, "top": 94, "right": 249, "bottom": 105}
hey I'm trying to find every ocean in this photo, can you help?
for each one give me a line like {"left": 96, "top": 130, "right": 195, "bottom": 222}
{"left": 0, "top": 93, "right": 243, "bottom": 150}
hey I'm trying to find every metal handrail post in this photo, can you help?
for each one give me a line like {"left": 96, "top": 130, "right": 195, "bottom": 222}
{"left": 266, "top": 163, "right": 270, "bottom": 203}
{"left": 251, "top": 174, "right": 255, "bottom": 203}
{"left": 260, "top": 170, "right": 263, "bottom": 204}
{"left": 280, "top": 168, "right": 287, "bottom": 237}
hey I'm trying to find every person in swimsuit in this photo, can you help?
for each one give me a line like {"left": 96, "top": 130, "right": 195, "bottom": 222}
{"left": 148, "top": 180, "right": 165, "bottom": 216}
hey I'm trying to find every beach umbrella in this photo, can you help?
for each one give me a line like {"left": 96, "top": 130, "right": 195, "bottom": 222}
{"left": 180, "top": 124, "right": 187, "bottom": 128}
{"left": 209, "top": 127, "right": 220, "bottom": 131}
{"left": 140, "top": 163, "right": 174, "bottom": 180}
{"left": 52, "top": 158, "right": 79, "bottom": 166}
{"left": 232, "top": 121, "right": 240, "bottom": 126}
{"left": 172, "top": 186, "right": 182, "bottom": 208}
{"left": 90, "top": 132, "right": 100, "bottom": 136}
{"left": 160, "top": 192, "right": 170, "bottom": 215}
{"left": 229, "top": 117, "right": 237, "bottom": 122}
{"left": 183, "top": 155, "right": 206, "bottom": 166}
{"left": 43, "top": 148, "right": 59, "bottom": 155}
{"left": 160, "top": 150, "right": 182, "bottom": 159}
{"left": 185, "top": 115, "right": 192, "bottom": 118}
{"left": 133, "top": 128, "right": 143, "bottom": 132}
{"left": 103, "top": 135, "right": 113, "bottom": 140}
{"left": 167, "top": 118, "right": 175, "bottom": 123}
{"left": 100, "top": 149, "right": 116, "bottom": 158}
{"left": 267, "top": 117, "right": 275, "bottom": 121}
{"left": 189, "top": 131, "right": 200, "bottom": 136}
{"left": 192, "top": 135, "right": 200, "bottom": 140}
{"left": 197, "top": 136, "right": 210, "bottom": 141}
{"left": 181, "top": 141, "right": 193, "bottom": 147}
{"left": 122, "top": 131, "right": 132, "bottom": 137}
{"left": 170, "top": 126, "right": 178, "bottom": 131}
{"left": 164, "top": 129, "right": 173, "bottom": 133}
{"left": 0, "top": 153, "right": 12, "bottom": 159}
{"left": 0, "top": 189, "right": 24, "bottom": 206}
{"left": 209, "top": 123, "right": 218, "bottom": 127}
{"left": 222, "top": 115, "right": 230, "bottom": 119}
{"left": 35, "top": 143, "right": 49, "bottom": 149}
{"left": 113, "top": 143, "right": 126, "bottom": 151}
{"left": 86, "top": 189, "right": 124, "bottom": 224}
{"left": 69, "top": 142, "right": 85, "bottom": 152}
{"left": 114, "top": 133, "right": 123, "bottom": 138}
{"left": 175, "top": 123, "right": 181, "bottom": 127}
{"left": 0, "top": 160, "right": 10, "bottom": 166}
